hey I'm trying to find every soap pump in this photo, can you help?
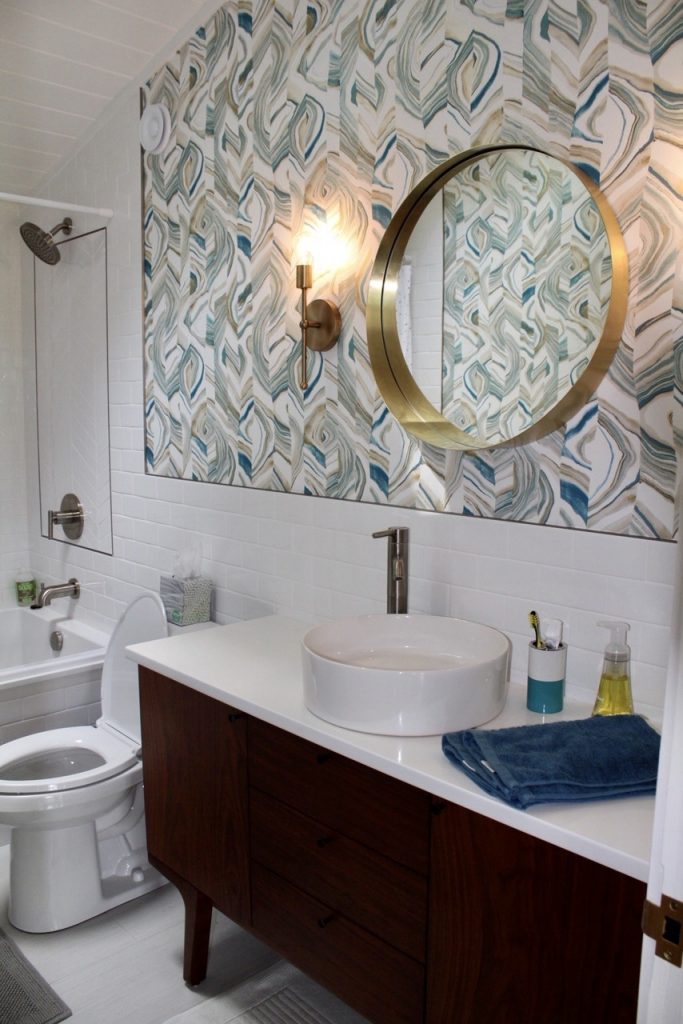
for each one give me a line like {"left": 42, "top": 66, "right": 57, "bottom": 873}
{"left": 592, "top": 621, "right": 634, "bottom": 716}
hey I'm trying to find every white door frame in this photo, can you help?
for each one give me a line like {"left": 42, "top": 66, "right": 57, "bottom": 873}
{"left": 638, "top": 492, "right": 683, "bottom": 1022}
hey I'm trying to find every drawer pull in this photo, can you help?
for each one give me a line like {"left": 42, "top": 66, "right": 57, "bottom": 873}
{"left": 431, "top": 800, "right": 448, "bottom": 816}
{"left": 228, "top": 713, "right": 245, "bottom": 722}
{"left": 316, "top": 835, "right": 334, "bottom": 848}
{"left": 317, "top": 913, "right": 337, "bottom": 928}
{"left": 316, "top": 751, "right": 333, "bottom": 764}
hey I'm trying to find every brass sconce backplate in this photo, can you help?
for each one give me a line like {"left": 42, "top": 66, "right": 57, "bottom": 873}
{"left": 304, "top": 299, "right": 342, "bottom": 352}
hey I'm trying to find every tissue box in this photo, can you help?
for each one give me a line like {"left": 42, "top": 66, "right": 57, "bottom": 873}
{"left": 160, "top": 575, "right": 212, "bottom": 626}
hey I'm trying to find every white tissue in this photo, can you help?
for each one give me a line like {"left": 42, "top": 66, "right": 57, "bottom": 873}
{"left": 173, "top": 541, "right": 202, "bottom": 579}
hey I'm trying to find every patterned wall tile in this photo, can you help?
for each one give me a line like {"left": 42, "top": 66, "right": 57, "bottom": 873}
{"left": 143, "top": 0, "right": 683, "bottom": 538}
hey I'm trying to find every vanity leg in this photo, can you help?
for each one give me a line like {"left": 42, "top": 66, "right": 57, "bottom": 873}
{"left": 180, "top": 883, "right": 213, "bottom": 986}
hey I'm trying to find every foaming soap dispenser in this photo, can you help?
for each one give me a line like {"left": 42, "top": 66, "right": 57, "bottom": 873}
{"left": 592, "top": 621, "right": 634, "bottom": 716}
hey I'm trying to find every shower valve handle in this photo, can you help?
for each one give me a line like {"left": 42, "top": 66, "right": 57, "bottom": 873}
{"left": 47, "top": 493, "right": 84, "bottom": 541}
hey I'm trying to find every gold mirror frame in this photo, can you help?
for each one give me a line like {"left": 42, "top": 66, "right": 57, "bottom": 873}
{"left": 366, "top": 144, "right": 628, "bottom": 450}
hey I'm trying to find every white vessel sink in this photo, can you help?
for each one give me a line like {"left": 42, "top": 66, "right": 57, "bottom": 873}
{"left": 302, "top": 614, "right": 511, "bottom": 737}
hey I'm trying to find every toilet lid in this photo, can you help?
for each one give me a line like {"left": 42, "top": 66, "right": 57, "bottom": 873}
{"left": 100, "top": 592, "right": 167, "bottom": 742}
{"left": 0, "top": 725, "right": 138, "bottom": 795}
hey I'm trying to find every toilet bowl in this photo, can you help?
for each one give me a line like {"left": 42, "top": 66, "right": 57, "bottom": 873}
{"left": 0, "top": 592, "right": 168, "bottom": 932}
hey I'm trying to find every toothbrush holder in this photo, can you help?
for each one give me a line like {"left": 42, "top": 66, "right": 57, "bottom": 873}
{"left": 527, "top": 643, "right": 567, "bottom": 714}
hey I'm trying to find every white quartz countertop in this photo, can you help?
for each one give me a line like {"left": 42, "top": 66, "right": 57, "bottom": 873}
{"left": 127, "top": 615, "right": 654, "bottom": 883}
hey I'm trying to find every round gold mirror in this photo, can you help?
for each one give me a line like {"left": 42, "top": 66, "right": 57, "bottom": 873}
{"left": 367, "top": 145, "right": 628, "bottom": 450}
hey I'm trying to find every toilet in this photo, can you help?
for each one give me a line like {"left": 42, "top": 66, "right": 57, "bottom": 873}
{"left": 0, "top": 592, "right": 168, "bottom": 932}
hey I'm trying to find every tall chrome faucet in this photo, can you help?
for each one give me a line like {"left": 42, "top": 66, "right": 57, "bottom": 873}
{"left": 372, "top": 527, "right": 409, "bottom": 614}
{"left": 31, "top": 578, "right": 80, "bottom": 608}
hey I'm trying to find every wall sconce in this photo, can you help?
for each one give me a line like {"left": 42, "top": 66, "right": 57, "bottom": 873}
{"left": 296, "top": 262, "right": 341, "bottom": 390}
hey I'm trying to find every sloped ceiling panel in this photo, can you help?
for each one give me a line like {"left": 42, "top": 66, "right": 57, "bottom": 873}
{"left": 0, "top": 0, "right": 209, "bottom": 194}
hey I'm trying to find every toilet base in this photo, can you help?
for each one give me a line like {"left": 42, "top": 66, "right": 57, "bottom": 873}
{"left": 8, "top": 784, "right": 166, "bottom": 933}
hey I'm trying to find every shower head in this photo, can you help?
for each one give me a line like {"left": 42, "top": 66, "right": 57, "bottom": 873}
{"left": 19, "top": 218, "right": 73, "bottom": 265}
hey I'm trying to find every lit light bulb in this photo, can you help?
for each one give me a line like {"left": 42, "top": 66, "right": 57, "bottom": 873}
{"left": 294, "top": 236, "right": 314, "bottom": 270}
{"left": 294, "top": 221, "right": 352, "bottom": 279}
{"left": 310, "top": 222, "right": 352, "bottom": 277}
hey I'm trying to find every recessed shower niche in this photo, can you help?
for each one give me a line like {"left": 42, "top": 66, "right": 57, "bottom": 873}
{"left": 32, "top": 227, "right": 113, "bottom": 555}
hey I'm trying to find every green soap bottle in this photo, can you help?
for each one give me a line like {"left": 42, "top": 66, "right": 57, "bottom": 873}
{"left": 592, "top": 620, "right": 634, "bottom": 716}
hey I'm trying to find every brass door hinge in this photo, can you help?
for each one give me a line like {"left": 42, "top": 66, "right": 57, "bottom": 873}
{"left": 642, "top": 895, "right": 683, "bottom": 967}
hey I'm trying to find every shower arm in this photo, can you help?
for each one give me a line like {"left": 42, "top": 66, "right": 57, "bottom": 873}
{"left": 0, "top": 192, "right": 113, "bottom": 219}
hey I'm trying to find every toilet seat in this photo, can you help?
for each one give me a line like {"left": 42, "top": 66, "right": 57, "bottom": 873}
{"left": 0, "top": 724, "right": 138, "bottom": 796}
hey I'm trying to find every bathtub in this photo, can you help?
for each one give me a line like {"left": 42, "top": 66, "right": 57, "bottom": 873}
{"left": 0, "top": 607, "right": 110, "bottom": 690}
{"left": 0, "top": 607, "right": 111, "bottom": 755}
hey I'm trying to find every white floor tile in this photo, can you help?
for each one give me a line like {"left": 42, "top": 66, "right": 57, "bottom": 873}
{"left": 0, "top": 844, "right": 276, "bottom": 1024}
{"left": 165, "top": 961, "right": 370, "bottom": 1024}
{"left": 0, "top": 842, "right": 368, "bottom": 1024}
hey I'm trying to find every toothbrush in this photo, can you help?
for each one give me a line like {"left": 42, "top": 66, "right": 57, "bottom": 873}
{"left": 528, "top": 610, "right": 544, "bottom": 649}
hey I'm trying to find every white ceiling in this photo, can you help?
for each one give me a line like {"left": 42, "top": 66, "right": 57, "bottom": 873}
{"left": 0, "top": 0, "right": 209, "bottom": 195}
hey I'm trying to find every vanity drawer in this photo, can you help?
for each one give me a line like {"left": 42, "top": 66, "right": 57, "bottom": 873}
{"left": 248, "top": 718, "right": 431, "bottom": 874}
{"left": 250, "top": 788, "right": 428, "bottom": 962}
{"left": 252, "top": 862, "right": 425, "bottom": 1024}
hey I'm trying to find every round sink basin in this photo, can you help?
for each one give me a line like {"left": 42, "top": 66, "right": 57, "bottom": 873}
{"left": 302, "top": 613, "right": 511, "bottom": 736}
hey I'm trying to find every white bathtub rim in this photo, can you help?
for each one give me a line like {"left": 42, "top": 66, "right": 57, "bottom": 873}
{"left": 0, "top": 607, "right": 111, "bottom": 692}
{"left": 17, "top": 606, "right": 112, "bottom": 647}
{"left": 0, "top": 653, "right": 106, "bottom": 692}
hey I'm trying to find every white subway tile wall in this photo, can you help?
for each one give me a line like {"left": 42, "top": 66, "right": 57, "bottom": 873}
{"left": 0, "top": 668, "right": 102, "bottom": 744}
{"left": 0, "top": 205, "right": 30, "bottom": 605}
{"left": 12, "top": 88, "right": 675, "bottom": 726}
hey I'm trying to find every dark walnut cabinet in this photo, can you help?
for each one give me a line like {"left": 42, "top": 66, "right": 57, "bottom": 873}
{"left": 138, "top": 669, "right": 645, "bottom": 1024}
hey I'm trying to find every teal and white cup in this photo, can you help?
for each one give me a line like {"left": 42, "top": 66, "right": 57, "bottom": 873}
{"left": 527, "top": 643, "right": 567, "bottom": 714}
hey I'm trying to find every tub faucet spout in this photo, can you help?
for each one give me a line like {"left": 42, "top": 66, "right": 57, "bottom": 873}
{"left": 372, "top": 527, "right": 409, "bottom": 614}
{"left": 31, "top": 578, "right": 80, "bottom": 608}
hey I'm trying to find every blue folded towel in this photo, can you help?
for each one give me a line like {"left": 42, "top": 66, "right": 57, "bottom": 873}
{"left": 442, "top": 715, "right": 660, "bottom": 809}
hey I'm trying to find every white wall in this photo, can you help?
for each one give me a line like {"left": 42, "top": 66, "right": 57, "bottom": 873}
{"left": 22, "top": 85, "right": 675, "bottom": 723}
{"left": 0, "top": 204, "right": 30, "bottom": 605}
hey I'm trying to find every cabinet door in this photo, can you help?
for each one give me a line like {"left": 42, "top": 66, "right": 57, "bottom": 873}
{"left": 138, "top": 668, "right": 250, "bottom": 925}
{"left": 426, "top": 801, "right": 645, "bottom": 1024}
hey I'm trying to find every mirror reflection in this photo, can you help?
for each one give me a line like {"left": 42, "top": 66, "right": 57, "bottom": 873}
{"left": 396, "top": 150, "right": 613, "bottom": 445}
{"left": 367, "top": 145, "right": 627, "bottom": 450}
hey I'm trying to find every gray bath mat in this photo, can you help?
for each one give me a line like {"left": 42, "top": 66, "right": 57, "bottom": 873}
{"left": 0, "top": 927, "right": 71, "bottom": 1024}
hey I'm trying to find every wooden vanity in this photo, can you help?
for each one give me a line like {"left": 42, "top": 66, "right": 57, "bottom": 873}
{"left": 138, "top": 666, "right": 645, "bottom": 1024}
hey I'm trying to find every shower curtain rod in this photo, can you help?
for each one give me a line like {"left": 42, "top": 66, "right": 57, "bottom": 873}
{"left": 0, "top": 191, "right": 113, "bottom": 218}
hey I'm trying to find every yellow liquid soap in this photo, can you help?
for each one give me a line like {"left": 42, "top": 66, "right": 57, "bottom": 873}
{"left": 592, "top": 671, "right": 634, "bottom": 716}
